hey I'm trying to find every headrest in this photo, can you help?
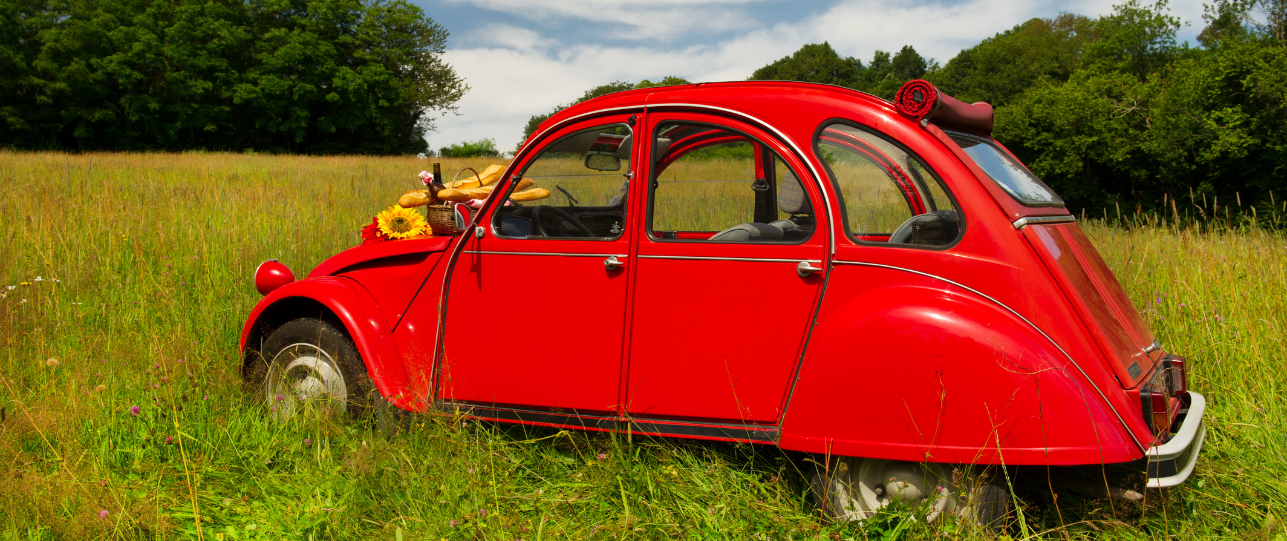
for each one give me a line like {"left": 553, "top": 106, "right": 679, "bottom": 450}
{"left": 778, "top": 172, "right": 811, "bottom": 215}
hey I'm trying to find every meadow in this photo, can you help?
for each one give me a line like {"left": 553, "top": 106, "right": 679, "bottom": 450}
{"left": 1, "top": 150, "right": 1285, "bottom": 540}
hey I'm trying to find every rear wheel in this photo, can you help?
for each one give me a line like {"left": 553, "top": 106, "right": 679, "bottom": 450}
{"left": 810, "top": 456, "right": 1011, "bottom": 527}
{"left": 248, "top": 318, "right": 377, "bottom": 419}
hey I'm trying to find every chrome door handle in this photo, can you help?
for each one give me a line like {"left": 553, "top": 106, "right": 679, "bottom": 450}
{"left": 796, "top": 261, "right": 823, "bottom": 277}
{"left": 604, "top": 255, "right": 626, "bottom": 271}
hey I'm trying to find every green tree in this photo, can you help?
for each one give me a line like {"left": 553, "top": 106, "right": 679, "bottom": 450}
{"left": 0, "top": 0, "right": 466, "bottom": 154}
{"left": 440, "top": 138, "right": 500, "bottom": 158}
{"left": 518, "top": 77, "right": 690, "bottom": 146}
{"left": 930, "top": 14, "right": 1096, "bottom": 106}
{"left": 749, "top": 42, "right": 864, "bottom": 87}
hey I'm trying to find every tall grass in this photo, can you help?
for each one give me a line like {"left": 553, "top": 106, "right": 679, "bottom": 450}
{"left": 0, "top": 150, "right": 1284, "bottom": 539}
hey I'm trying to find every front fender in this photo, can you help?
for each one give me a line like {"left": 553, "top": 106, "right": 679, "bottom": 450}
{"left": 780, "top": 279, "right": 1140, "bottom": 465}
{"left": 240, "top": 277, "right": 424, "bottom": 412}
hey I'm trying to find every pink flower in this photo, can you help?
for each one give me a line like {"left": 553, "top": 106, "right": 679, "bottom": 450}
{"left": 597, "top": 453, "right": 607, "bottom": 461}
{"left": 164, "top": 435, "right": 174, "bottom": 445}
{"left": 129, "top": 406, "right": 140, "bottom": 416}
{"left": 98, "top": 510, "right": 109, "bottom": 520}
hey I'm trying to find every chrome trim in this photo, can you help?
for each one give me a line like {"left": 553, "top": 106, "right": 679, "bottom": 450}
{"left": 646, "top": 102, "right": 837, "bottom": 257}
{"left": 463, "top": 250, "right": 626, "bottom": 258}
{"left": 1013, "top": 215, "right": 1075, "bottom": 230}
{"left": 637, "top": 255, "right": 822, "bottom": 264}
{"left": 831, "top": 259, "right": 1147, "bottom": 453}
{"left": 1147, "top": 392, "right": 1206, "bottom": 488}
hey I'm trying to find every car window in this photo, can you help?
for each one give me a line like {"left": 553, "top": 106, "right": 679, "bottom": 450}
{"left": 648, "top": 122, "right": 815, "bottom": 243}
{"left": 494, "top": 124, "right": 632, "bottom": 239}
{"left": 948, "top": 133, "right": 1064, "bottom": 207}
{"left": 816, "top": 123, "right": 962, "bottom": 247}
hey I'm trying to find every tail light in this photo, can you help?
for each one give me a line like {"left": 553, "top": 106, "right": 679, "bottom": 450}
{"left": 1140, "top": 355, "right": 1188, "bottom": 438}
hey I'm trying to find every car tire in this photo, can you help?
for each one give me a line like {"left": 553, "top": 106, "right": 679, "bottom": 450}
{"left": 250, "top": 318, "right": 378, "bottom": 419}
{"left": 810, "top": 455, "right": 1011, "bottom": 527}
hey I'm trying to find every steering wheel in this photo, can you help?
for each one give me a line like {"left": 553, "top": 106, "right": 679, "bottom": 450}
{"left": 532, "top": 205, "right": 595, "bottom": 238}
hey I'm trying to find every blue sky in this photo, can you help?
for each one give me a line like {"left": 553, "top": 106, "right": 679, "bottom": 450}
{"left": 413, "top": 0, "right": 1208, "bottom": 153}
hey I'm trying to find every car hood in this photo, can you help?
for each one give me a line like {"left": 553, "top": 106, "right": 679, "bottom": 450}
{"left": 308, "top": 237, "right": 453, "bottom": 278}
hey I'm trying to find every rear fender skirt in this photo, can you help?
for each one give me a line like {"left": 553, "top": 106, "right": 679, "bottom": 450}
{"left": 240, "top": 277, "right": 425, "bottom": 412}
{"left": 780, "top": 266, "right": 1142, "bottom": 464}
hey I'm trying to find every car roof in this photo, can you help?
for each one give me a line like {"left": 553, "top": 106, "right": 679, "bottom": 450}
{"left": 534, "top": 81, "right": 895, "bottom": 144}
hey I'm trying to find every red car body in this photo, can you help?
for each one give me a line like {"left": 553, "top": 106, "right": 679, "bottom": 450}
{"left": 240, "top": 81, "right": 1205, "bottom": 488}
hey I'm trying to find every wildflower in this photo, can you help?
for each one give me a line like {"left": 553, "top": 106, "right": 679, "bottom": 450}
{"left": 98, "top": 510, "right": 109, "bottom": 520}
{"left": 468, "top": 468, "right": 475, "bottom": 474}
{"left": 52, "top": 278, "right": 60, "bottom": 283}
{"left": 45, "top": 358, "right": 59, "bottom": 368}
{"left": 223, "top": 499, "right": 230, "bottom": 505}
{"left": 19, "top": 281, "right": 30, "bottom": 286}
{"left": 597, "top": 453, "right": 607, "bottom": 461}
{"left": 129, "top": 406, "right": 140, "bottom": 416}
{"left": 478, "top": 509, "right": 486, "bottom": 518}
{"left": 275, "top": 394, "right": 283, "bottom": 401}
{"left": 164, "top": 435, "right": 174, "bottom": 445}
{"left": 708, "top": 507, "right": 714, "bottom": 515}
{"left": 304, "top": 438, "right": 311, "bottom": 445}
{"left": 449, "top": 520, "right": 459, "bottom": 527}
{"left": 4, "top": 285, "right": 13, "bottom": 290}
{"left": 177, "top": 359, "right": 184, "bottom": 363}
{"left": 203, "top": 396, "right": 209, "bottom": 400}
{"left": 94, "top": 384, "right": 106, "bottom": 392}
{"left": 98, "top": 479, "right": 106, "bottom": 487}
{"left": 33, "top": 276, "right": 42, "bottom": 282}
{"left": 152, "top": 383, "right": 159, "bottom": 389}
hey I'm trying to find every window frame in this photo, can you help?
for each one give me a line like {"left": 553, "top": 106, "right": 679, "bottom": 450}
{"left": 490, "top": 120, "right": 635, "bottom": 242}
{"left": 945, "top": 131, "right": 1066, "bottom": 208}
{"left": 645, "top": 119, "right": 817, "bottom": 246}
{"left": 812, "top": 118, "right": 966, "bottom": 251}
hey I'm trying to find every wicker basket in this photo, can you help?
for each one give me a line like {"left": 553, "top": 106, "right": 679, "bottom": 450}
{"left": 425, "top": 203, "right": 462, "bottom": 236}
{"left": 423, "top": 167, "right": 480, "bottom": 236}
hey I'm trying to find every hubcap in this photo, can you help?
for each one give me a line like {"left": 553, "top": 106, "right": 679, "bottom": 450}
{"left": 827, "top": 457, "right": 959, "bottom": 522}
{"left": 265, "top": 342, "right": 348, "bottom": 418}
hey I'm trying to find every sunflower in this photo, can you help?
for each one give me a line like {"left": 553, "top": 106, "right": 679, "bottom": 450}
{"left": 376, "top": 205, "right": 429, "bottom": 239}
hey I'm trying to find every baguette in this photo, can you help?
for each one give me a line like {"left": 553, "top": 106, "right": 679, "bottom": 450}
{"left": 512, "top": 178, "right": 535, "bottom": 192}
{"left": 456, "top": 185, "right": 495, "bottom": 200}
{"left": 477, "top": 164, "right": 505, "bottom": 186}
{"left": 449, "top": 164, "right": 505, "bottom": 189}
{"left": 397, "top": 190, "right": 433, "bottom": 208}
{"left": 435, "top": 188, "right": 471, "bottom": 202}
{"left": 510, "top": 188, "right": 550, "bottom": 202}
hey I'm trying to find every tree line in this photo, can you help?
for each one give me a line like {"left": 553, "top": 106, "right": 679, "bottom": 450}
{"left": 0, "top": 0, "right": 466, "bottom": 154}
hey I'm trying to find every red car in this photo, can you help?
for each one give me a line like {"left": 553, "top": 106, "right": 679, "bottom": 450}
{"left": 241, "top": 80, "right": 1205, "bottom": 523}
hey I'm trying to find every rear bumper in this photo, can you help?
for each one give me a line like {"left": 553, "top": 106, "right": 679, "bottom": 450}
{"left": 1146, "top": 392, "right": 1206, "bottom": 488}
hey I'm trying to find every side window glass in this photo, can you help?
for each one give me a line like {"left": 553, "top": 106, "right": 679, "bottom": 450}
{"left": 816, "top": 123, "right": 962, "bottom": 247}
{"left": 494, "top": 124, "right": 632, "bottom": 239}
{"left": 648, "top": 123, "right": 815, "bottom": 243}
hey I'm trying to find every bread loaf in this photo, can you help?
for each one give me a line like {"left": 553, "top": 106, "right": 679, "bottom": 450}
{"left": 456, "top": 185, "right": 495, "bottom": 200}
{"left": 397, "top": 190, "right": 433, "bottom": 208}
{"left": 477, "top": 164, "right": 505, "bottom": 186}
{"left": 436, "top": 188, "right": 471, "bottom": 202}
{"left": 512, "top": 178, "right": 535, "bottom": 192}
{"left": 510, "top": 188, "right": 550, "bottom": 202}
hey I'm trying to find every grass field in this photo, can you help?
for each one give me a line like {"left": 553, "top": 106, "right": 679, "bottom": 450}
{"left": 1, "top": 151, "right": 1285, "bottom": 540}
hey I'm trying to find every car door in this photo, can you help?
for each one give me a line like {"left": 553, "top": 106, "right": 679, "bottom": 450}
{"left": 439, "top": 115, "right": 639, "bottom": 414}
{"left": 624, "top": 113, "right": 829, "bottom": 424}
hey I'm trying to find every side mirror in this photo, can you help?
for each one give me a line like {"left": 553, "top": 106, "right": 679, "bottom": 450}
{"left": 585, "top": 153, "right": 622, "bottom": 171}
{"left": 453, "top": 203, "right": 472, "bottom": 230}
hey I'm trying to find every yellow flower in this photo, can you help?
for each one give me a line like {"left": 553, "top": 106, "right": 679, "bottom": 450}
{"left": 376, "top": 205, "right": 429, "bottom": 239}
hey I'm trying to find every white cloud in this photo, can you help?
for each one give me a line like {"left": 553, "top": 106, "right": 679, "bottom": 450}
{"left": 428, "top": 0, "right": 1213, "bottom": 153}
{"left": 444, "top": 0, "right": 766, "bottom": 40}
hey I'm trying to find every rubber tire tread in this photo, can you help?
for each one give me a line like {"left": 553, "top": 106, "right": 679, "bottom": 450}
{"left": 257, "top": 318, "right": 377, "bottom": 418}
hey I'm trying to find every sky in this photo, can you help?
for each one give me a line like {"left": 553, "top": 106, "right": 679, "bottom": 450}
{"left": 413, "top": 0, "right": 1210, "bottom": 153}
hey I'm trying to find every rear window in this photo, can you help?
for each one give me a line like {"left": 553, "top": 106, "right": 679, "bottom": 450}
{"left": 949, "top": 133, "right": 1064, "bottom": 207}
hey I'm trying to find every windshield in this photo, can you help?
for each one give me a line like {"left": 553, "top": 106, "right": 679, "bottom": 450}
{"left": 949, "top": 133, "right": 1064, "bottom": 207}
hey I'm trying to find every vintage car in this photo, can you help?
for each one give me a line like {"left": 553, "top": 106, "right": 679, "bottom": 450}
{"left": 241, "top": 79, "right": 1205, "bottom": 523}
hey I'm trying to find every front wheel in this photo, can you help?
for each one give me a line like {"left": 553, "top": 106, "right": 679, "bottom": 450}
{"left": 248, "top": 318, "right": 377, "bottom": 419}
{"left": 810, "top": 456, "right": 1011, "bottom": 527}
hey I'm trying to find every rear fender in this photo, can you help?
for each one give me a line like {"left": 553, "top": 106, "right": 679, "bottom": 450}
{"left": 780, "top": 282, "right": 1141, "bottom": 465}
{"left": 239, "top": 277, "right": 425, "bottom": 412}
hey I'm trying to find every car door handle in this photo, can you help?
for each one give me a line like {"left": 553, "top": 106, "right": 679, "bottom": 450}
{"left": 604, "top": 255, "right": 626, "bottom": 271}
{"left": 796, "top": 261, "right": 823, "bottom": 277}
